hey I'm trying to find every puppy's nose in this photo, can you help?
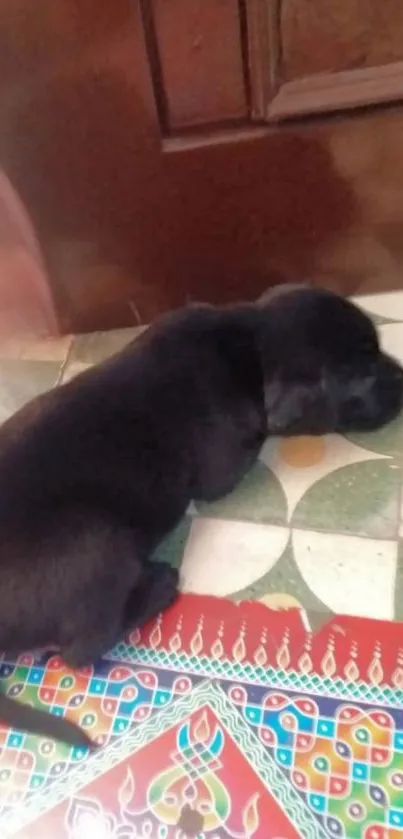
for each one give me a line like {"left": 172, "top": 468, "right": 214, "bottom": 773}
{"left": 384, "top": 355, "right": 403, "bottom": 406}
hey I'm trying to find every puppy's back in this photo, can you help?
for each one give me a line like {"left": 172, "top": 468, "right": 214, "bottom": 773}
{"left": 0, "top": 304, "right": 264, "bottom": 533}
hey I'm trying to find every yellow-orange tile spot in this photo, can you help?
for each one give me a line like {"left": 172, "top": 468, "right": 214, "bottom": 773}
{"left": 278, "top": 436, "right": 325, "bottom": 468}
{"left": 259, "top": 592, "right": 302, "bottom": 611}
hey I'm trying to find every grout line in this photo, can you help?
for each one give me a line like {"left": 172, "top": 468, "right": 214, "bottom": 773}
{"left": 190, "top": 512, "right": 401, "bottom": 543}
{"left": 397, "top": 473, "right": 403, "bottom": 542}
{"left": 353, "top": 290, "right": 403, "bottom": 299}
{"left": 56, "top": 337, "right": 75, "bottom": 386}
{"left": 128, "top": 300, "right": 142, "bottom": 325}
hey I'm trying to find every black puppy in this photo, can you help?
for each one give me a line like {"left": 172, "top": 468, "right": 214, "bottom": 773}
{"left": 0, "top": 286, "right": 402, "bottom": 745}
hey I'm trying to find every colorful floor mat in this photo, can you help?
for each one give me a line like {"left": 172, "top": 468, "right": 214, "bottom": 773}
{"left": 1, "top": 597, "right": 403, "bottom": 838}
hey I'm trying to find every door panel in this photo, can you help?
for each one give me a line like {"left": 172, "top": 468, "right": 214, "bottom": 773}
{"left": 147, "top": 0, "right": 248, "bottom": 130}
{"left": 0, "top": 0, "right": 132, "bottom": 92}
{"left": 281, "top": 0, "right": 403, "bottom": 79}
{"left": 1, "top": 0, "right": 403, "bottom": 332}
{"left": 257, "top": 0, "right": 403, "bottom": 119}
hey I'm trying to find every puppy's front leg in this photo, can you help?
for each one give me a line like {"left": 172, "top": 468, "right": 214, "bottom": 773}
{"left": 122, "top": 563, "right": 179, "bottom": 631}
{"left": 194, "top": 435, "right": 264, "bottom": 502}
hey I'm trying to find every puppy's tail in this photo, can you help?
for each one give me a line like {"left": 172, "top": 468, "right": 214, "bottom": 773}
{"left": 0, "top": 692, "right": 96, "bottom": 748}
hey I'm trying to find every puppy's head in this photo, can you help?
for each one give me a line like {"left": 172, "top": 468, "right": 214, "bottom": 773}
{"left": 259, "top": 285, "right": 403, "bottom": 436}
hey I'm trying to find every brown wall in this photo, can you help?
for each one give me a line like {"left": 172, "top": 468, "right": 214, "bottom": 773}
{"left": 1, "top": 0, "right": 403, "bottom": 334}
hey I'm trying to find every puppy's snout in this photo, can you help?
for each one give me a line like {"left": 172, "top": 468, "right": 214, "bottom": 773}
{"left": 376, "top": 354, "right": 403, "bottom": 414}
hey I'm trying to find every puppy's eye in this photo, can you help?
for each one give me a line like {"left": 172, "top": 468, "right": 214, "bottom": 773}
{"left": 344, "top": 395, "right": 364, "bottom": 414}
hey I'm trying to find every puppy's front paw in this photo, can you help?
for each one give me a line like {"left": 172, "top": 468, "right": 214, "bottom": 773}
{"left": 159, "top": 563, "right": 180, "bottom": 589}
{"left": 153, "top": 563, "right": 180, "bottom": 607}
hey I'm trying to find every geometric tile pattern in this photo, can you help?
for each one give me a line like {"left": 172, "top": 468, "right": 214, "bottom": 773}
{"left": 225, "top": 684, "right": 403, "bottom": 837}
{"left": 2, "top": 595, "right": 403, "bottom": 838}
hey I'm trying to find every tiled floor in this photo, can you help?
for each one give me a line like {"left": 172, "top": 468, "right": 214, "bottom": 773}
{"left": 2, "top": 292, "right": 403, "bottom": 839}
{"left": 1, "top": 293, "right": 403, "bottom": 631}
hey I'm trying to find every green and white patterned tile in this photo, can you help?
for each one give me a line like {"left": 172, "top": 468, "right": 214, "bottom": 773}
{"left": 291, "top": 528, "right": 398, "bottom": 621}
{"left": 179, "top": 517, "right": 289, "bottom": 598}
{"left": 258, "top": 434, "right": 397, "bottom": 536}
{"left": 346, "top": 413, "right": 403, "bottom": 458}
{"left": 232, "top": 528, "right": 398, "bottom": 621}
{"left": 195, "top": 461, "right": 287, "bottom": 525}
{"left": 231, "top": 536, "right": 332, "bottom": 618}
{"left": 226, "top": 530, "right": 403, "bottom": 625}
{"left": 0, "top": 359, "right": 62, "bottom": 423}
{"left": 291, "top": 458, "right": 400, "bottom": 539}
{"left": 154, "top": 515, "right": 193, "bottom": 570}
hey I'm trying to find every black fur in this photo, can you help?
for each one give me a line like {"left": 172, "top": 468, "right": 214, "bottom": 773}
{"left": 0, "top": 286, "right": 402, "bottom": 744}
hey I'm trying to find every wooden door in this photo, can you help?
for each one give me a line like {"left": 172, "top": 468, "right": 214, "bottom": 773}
{"left": 1, "top": 0, "right": 403, "bottom": 332}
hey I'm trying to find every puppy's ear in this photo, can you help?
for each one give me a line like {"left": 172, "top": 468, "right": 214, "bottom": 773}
{"left": 264, "top": 363, "right": 335, "bottom": 436}
{"left": 186, "top": 300, "right": 214, "bottom": 310}
{"left": 257, "top": 282, "right": 309, "bottom": 307}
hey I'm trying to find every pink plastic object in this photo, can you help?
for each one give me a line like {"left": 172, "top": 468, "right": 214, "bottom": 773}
{"left": 0, "top": 170, "right": 58, "bottom": 345}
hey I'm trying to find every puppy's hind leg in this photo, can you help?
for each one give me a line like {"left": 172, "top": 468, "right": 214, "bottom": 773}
{"left": 46, "top": 513, "right": 145, "bottom": 669}
{"left": 64, "top": 562, "right": 179, "bottom": 666}
{"left": 61, "top": 606, "right": 124, "bottom": 670}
